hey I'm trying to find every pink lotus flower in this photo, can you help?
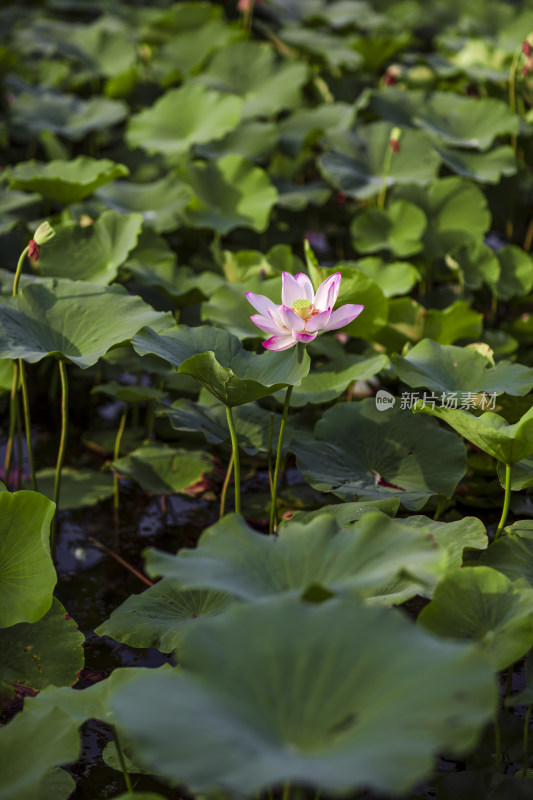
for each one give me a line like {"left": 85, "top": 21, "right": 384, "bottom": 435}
{"left": 246, "top": 272, "right": 364, "bottom": 351}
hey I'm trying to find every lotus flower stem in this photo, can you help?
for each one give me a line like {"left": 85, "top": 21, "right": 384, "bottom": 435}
{"left": 52, "top": 359, "right": 69, "bottom": 544}
{"left": 495, "top": 463, "right": 512, "bottom": 541}
{"left": 113, "top": 405, "right": 128, "bottom": 512}
{"left": 270, "top": 385, "right": 293, "bottom": 535}
{"left": 3, "top": 361, "right": 19, "bottom": 484}
{"left": 225, "top": 405, "right": 241, "bottom": 514}
{"left": 12, "top": 244, "right": 29, "bottom": 297}
{"left": 15, "top": 400, "right": 22, "bottom": 489}
{"left": 282, "top": 782, "right": 291, "bottom": 800}
{"left": 19, "top": 360, "right": 37, "bottom": 491}
{"left": 267, "top": 412, "right": 274, "bottom": 493}
{"left": 112, "top": 726, "right": 133, "bottom": 793}
{"left": 219, "top": 450, "right": 234, "bottom": 519}
{"left": 523, "top": 704, "right": 532, "bottom": 776}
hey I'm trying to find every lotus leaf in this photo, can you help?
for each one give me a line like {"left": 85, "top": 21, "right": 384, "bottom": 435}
{"left": 111, "top": 444, "right": 214, "bottom": 495}
{"left": 126, "top": 83, "right": 243, "bottom": 158}
{"left": 0, "top": 598, "right": 84, "bottom": 690}
{"left": 110, "top": 595, "right": 496, "bottom": 795}
{"left": 418, "top": 566, "right": 533, "bottom": 670}
{"left": 0, "top": 279, "right": 166, "bottom": 368}
{"left": 5, "top": 157, "right": 129, "bottom": 204}
{"left": 350, "top": 199, "right": 427, "bottom": 257}
{"left": 347, "top": 257, "right": 420, "bottom": 297}
{"left": 395, "top": 339, "right": 533, "bottom": 396}
{"left": 132, "top": 324, "right": 311, "bottom": 406}
{"left": 96, "top": 582, "right": 234, "bottom": 652}
{"left": 0, "top": 491, "right": 56, "bottom": 628}
{"left": 413, "top": 402, "right": 533, "bottom": 464}
{"left": 36, "top": 210, "right": 143, "bottom": 284}
{"left": 480, "top": 522, "right": 533, "bottom": 585}
{"left": 95, "top": 175, "right": 192, "bottom": 233}
{"left": 292, "top": 398, "right": 466, "bottom": 510}
{"left": 26, "top": 468, "right": 114, "bottom": 510}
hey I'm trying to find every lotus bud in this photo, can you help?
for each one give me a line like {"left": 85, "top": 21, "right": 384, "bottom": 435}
{"left": 389, "top": 127, "right": 402, "bottom": 153}
{"left": 33, "top": 221, "right": 55, "bottom": 246}
{"left": 383, "top": 64, "right": 401, "bottom": 86}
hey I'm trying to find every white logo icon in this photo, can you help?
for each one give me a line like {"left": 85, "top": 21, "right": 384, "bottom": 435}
{"left": 375, "top": 390, "right": 396, "bottom": 411}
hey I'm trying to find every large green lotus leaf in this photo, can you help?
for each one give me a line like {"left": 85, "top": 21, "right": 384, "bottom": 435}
{"left": 0, "top": 279, "right": 166, "bottom": 368}
{"left": 278, "top": 26, "right": 363, "bottom": 71}
{"left": 393, "top": 177, "right": 491, "bottom": 261}
{"left": 346, "top": 257, "right": 420, "bottom": 297}
{"left": 145, "top": 512, "right": 448, "bottom": 605}
{"left": 318, "top": 122, "right": 440, "bottom": 200}
{"left": 192, "top": 40, "right": 309, "bottom": 119}
{"left": 422, "top": 301, "right": 483, "bottom": 345}
{"left": 127, "top": 262, "right": 223, "bottom": 306}
{"left": 450, "top": 241, "right": 500, "bottom": 290}
{"left": 284, "top": 498, "right": 401, "bottom": 525}
{"left": 38, "top": 768, "right": 76, "bottom": 800}
{"left": 132, "top": 325, "right": 311, "bottom": 406}
{"left": 0, "top": 706, "right": 80, "bottom": 800}
{"left": 279, "top": 103, "right": 356, "bottom": 157}
{"left": 350, "top": 199, "right": 426, "bottom": 257}
{"left": 110, "top": 596, "right": 496, "bottom": 796}
{"left": 27, "top": 468, "right": 114, "bottom": 510}
{"left": 112, "top": 444, "right": 214, "bottom": 495}
{"left": 395, "top": 339, "right": 533, "bottom": 396}
{"left": 0, "top": 598, "right": 84, "bottom": 690}
{"left": 92, "top": 381, "right": 163, "bottom": 405}
{"left": 479, "top": 522, "right": 533, "bottom": 585}
{"left": 398, "top": 515, "right": 488, "bottom": 567}
{"left": 68, "top": 15, "right": 137, "bottom": 78}
{"left": 160, "top": 397, "right": 312, "bottom": 456}
{"left": 179, "top": 155, "right": 278, "bottom": 234}
{"left": 489, "top": 246, "right": 533, "bottom": 301}
{"left": 274, "top": 178, "right": 332, "bottom": 211}
{"left": 496, "top": 457, "right": 533, "bottom": 491}
{"left": 413, "top": 402, "right": 533, "bottom": 464}
{"left": 418, "top": 566, "right": 533, "bottom": 670}
{"left": 36, "top": 210, "right": 142, "bottom": 284}
{"left": 96, "top": 581, "right": 234, "bottom": 652}
{"left": 292, "top": 398, "right": 466, "bottom": 510}
{"left": 436, "top": 143, "right": 517, "bottom": 184}
{"left": 6, "top": 157, "right": 129, "bottom": 204}
{"left": 0, "top": 187, "right": 41, "bottom": 235}
{"left": 273, "top": 353, "right": 390, "bottom": 407}
{"left": 201, "top": 276, "right": 281, "bottom": 339}
{"left": 0, "top": 491, "right": 56, "bottom": 628}
{"left": 370, "top": 89, "right": 519, "bottom": 149}
{"left": 126, "top": 83, "right": 242, "bottom": 158}
{"left": 10, "top": 89, "right": 127, "bottom": 141}
{"left": 196, "top": 120, "right": 279, "bottom": 162}
{"left": 95, "top": 175, "right": 192, "bottom": 233}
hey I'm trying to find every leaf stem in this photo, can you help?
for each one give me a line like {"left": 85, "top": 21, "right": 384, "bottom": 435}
{"left": 112, "top": 726, "right": 133, "bottom": 793}
{"left": 4, "top": 361, "right": 19, "bottom": 484}
{"left": 113, "top": 405, "right": 128, "bottom": 512}
{"left": 377, "top": 140, "right": 394, "bottom": 210}
{"left": 52, "top": 359, "right": 68, "bottom": 545}
{"left": 219, "top": 450, "right": 234, "bottom": 519}
{"left": 267, "top": 412, "right": 274, "bottom": 494}
{"left": 19, "top": 360, "right": 37, "bottom": 491}
{"left": 495, "top": 462, "right": 512, "bottom": 541}
{"left": 282, "top": 783, "right": 291, "bottom": 800}
{"left": 270, "top": 385, "right": 293, "bottom": 535}
{"left": 225, "top": 405, "right": 241, "bottom": 513}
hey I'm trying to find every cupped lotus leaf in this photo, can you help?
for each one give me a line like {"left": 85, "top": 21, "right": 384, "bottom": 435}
{"left": 489, "top": 246, "right": 533, "bottom": 301}
{"left": 10, "top": 89, "right": 127, "bottom": 141}
{"left": 418, "top": 566, "right": 533, "bottom": 670}
{"left": 436, "top": 143, "right": 517, "bottom": 184}
{"left": 27, "top": 468, "right": 114, "bottom": 510}
{"left": 110, "top": 595, "right": 496, "bottom": 796}
{"left": 350, "top": 200, "right": 426, "bottom": 257}
{"left": 95, "top": 175, "right": 193, "bottom": 233}
{"left": 273, "top": 353, "right": 390, "bottom": 407}
{"left": 0, "top": 491, "right": 56, "bottom": 628}
{"left": 422, "top": 301, "right": 483, "bottom": 345}
{"left": 395, "top": 339, "right": 533, "bottom": 396}
{"left": 126, "top": 84, "right": 243, "bottom": 158}
{"left": 0, "top": 279, "right": 166, "bottom": 368}
{"left": 38, "top": 769, "right": 76, "bottom": 800}
{"left": 201, "top": 277, "right": 282, "bottom": 339}
{"left": 479, "top": 522, "right": 533, "bottom": 585}
{"left": 192, "top": 40, "right": 309, "bottom": 119}
{"left": 6, "top": 157, "right": 129, "bottom": 204}
{"left": 371, "top": 89, "right": 519, "bottom": 149}
{"left": 179, "top": 155, "right": 278, "bottom": 234}
{"left": 132, "top": 325, "right": 311, "bottom": 406}
{"left": 36, "top": 210, "right": 143, "bottom": 284}
{"left": 292, "top": 399, "right": 466, "bottom": 510}
{"left": 0, "top": 598, "right": 84, "bottom": 690}
{"left": 0, "top": 706, "right": 80, "bottom": 800}
{"left": 111, "top": 444, "right": 214, "bottom": 495}
{"left": 145, "top": 512, "right": 449, "bottom": 605}
{"left": 96, "top": 581, "right": 234, "bottom": 652}
{"left": 413, "top": 402, "right": 533, "bottom": 464}
{"left": 393, "top": 177, "right": 491, "bottom": 261}
{"left": 318, "top": 122, "right": 440, "bottom": 200}
{"left": 284, "top": 499, "right": 401, "bottom": 525}
{"left": 347, "top": 257, "right": 420, "bottom": 297}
